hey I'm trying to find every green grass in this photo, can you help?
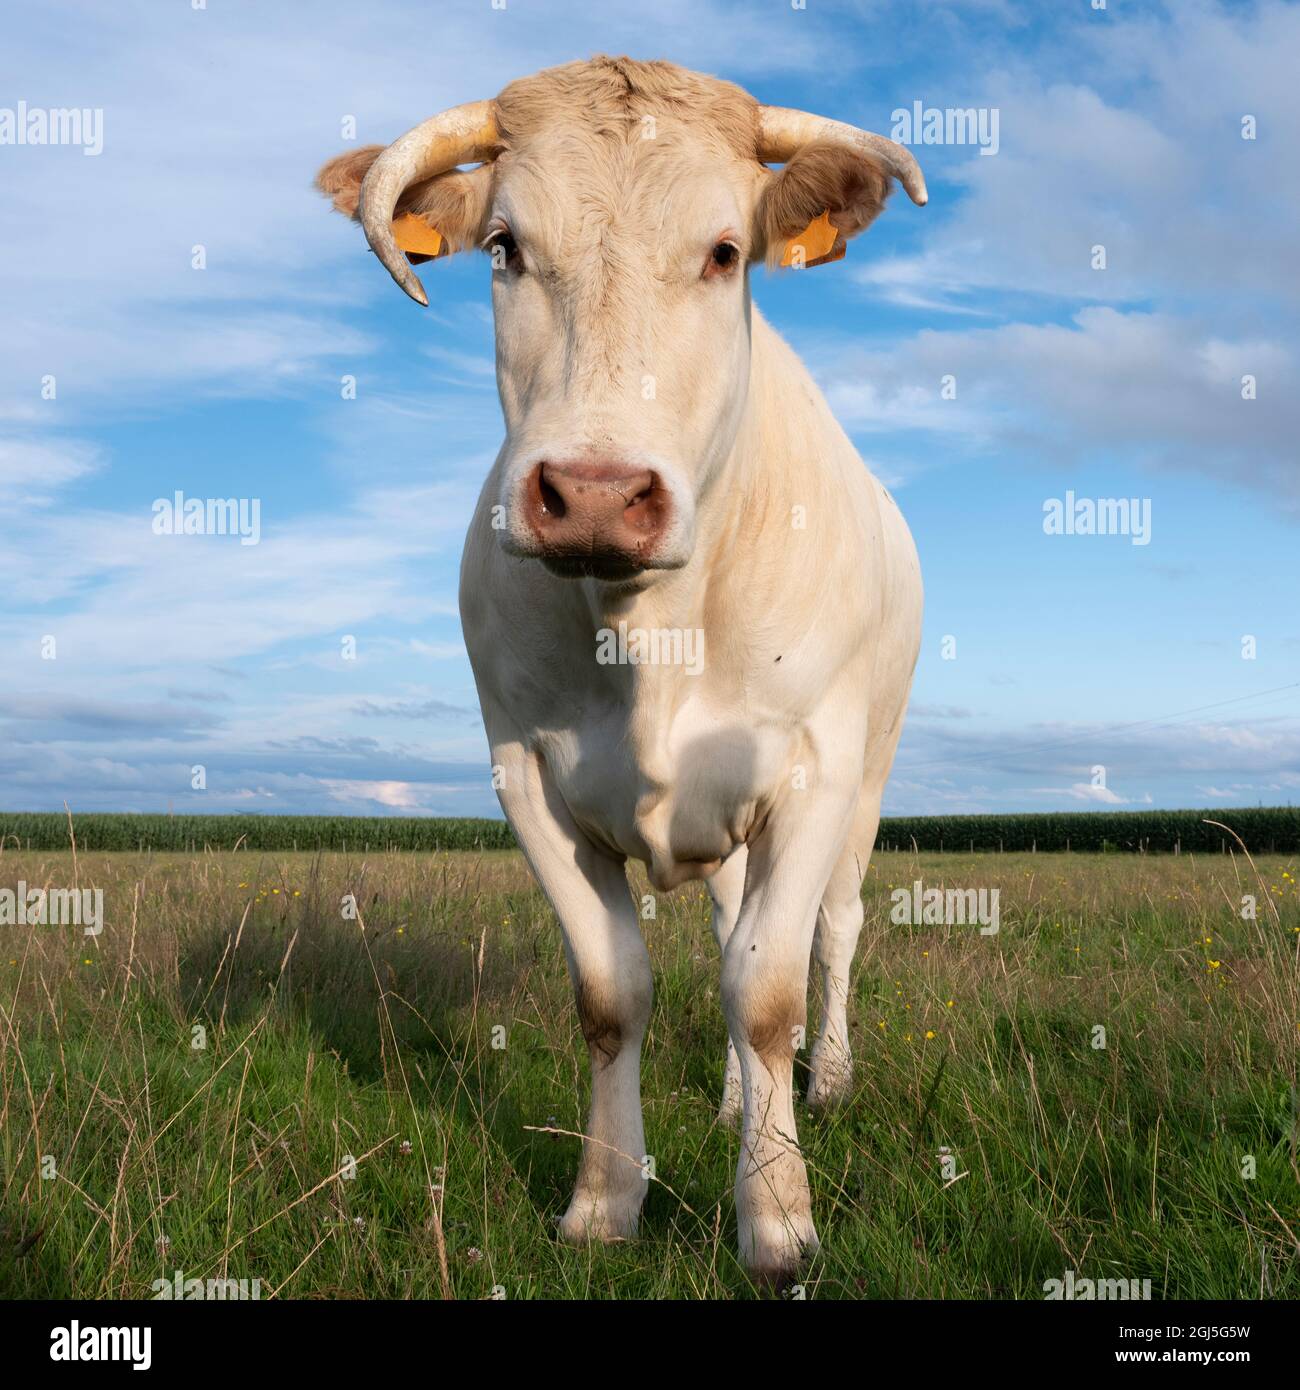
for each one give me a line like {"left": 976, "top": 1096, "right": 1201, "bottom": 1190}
{"left": 0, "top": 848, "right": 1296, "bottom": 1299}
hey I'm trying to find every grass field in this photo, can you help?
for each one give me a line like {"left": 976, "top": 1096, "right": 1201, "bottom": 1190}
{"left": 1, "top": 846, "right": 1296, "bottom": 1300}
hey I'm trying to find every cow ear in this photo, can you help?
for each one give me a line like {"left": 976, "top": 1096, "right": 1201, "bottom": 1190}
{"left": 315, "top": 145, "right": 385, "bottom": 218}
{"left": 755, "top": 140, "right": 893, "bottom": 269}
{"left": 315, "top": 149, "right": 492, "bottom": 265}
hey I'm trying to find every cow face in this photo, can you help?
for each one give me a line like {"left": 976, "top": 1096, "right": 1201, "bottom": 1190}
{"left": 315, "top": 59, "right": 924, "bottom": 585}
{"left": 485, "top": 123, "right": 765, "bottom": 582}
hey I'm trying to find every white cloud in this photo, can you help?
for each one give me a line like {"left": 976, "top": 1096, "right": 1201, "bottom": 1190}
{"left": 855, "top": 2, "right": 1300, "bottom": 313}
{"left": 0, "top": 438, "right": 101, "bottom": 506}
{"left": 1037, "top": 783, "right": 1138, "bottom": 806}
{"left": 321, "top": 778, "right": 426, "bottom": 810}
{"left": 2, "top": 0, "right": 1294, "bottom": 822}
{"left": 812, "top": 307, "right": 1297, "bottom": 501}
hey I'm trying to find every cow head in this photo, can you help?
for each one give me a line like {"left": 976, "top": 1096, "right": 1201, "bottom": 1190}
{"left": 317, "top": 58, "right": 925, "bottom": 585}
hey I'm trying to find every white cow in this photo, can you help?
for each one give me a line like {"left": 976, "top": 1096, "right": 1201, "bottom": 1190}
{"left": 318, "top": 56, "right": 924, "bottom": 1286}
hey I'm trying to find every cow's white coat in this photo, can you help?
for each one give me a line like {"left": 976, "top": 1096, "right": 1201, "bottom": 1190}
{"left": 316, "top": 56, "right": 926, "bottom": 1283}
{"left": 462, "top": 275, "right": 921, "bottom": 1276}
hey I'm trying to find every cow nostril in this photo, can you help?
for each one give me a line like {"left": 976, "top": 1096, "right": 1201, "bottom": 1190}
{"left": 621, "top": 474, "right": 654, "bottom": 509}
{"left": 537, "top": 468, "right": 567, "bottom": 519}
{"left": 622, "top": 472, "right": 662, "bottom": 532}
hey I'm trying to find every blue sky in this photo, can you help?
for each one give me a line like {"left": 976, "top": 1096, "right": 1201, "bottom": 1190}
{"left": 1, "top": 0, "right": 1296, "bottom": 818}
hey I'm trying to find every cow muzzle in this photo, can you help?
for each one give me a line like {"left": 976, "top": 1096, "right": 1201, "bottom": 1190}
{"left": 522, "top": 461, "right": 673, "bottom": 580}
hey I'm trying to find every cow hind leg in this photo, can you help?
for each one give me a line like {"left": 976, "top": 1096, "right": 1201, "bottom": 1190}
{"left": 722, "top": 776, "right": 861, "bottom": 1287}
{"left": 706, "top": 847, "right": 747, "bottom": 1125}
{"left": 807, "top": 789, "right": 881, "bottom": 1108}
{"left": 724, "top": 925, "right": 820, "bottom": 1287}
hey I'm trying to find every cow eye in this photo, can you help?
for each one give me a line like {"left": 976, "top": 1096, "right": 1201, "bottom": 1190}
{"left": 485, "top": 228, "right": 521, "bottom": 271}
{"left": 705, "top": 240, "right": 741, "bottom": 278}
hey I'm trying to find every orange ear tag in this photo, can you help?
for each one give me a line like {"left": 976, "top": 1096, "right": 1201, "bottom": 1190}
{"left": 780, "top": 209, "right": 845, "bottom": 269}
{"left": 392, "top": 214, "right": 446, "bottom": 263}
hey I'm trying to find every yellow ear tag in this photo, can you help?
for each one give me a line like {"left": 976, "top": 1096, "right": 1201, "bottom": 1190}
{"left": 391, "top": 213, "right": 445, "bottom": 260}
{"left": 780, "top": 209, "right": 844, "bottom": 269}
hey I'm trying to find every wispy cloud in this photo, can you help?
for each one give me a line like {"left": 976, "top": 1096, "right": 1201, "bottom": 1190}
{"left": 1, "top": 0, "right": 1294, "bottom": 818}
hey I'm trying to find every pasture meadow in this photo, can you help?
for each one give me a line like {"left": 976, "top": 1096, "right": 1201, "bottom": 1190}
{"left": 0, "top": 845, "right": 1296, "bottom": 1299}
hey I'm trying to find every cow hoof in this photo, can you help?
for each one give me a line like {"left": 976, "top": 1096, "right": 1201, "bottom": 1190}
{"left": 805, "top": 1049, "right": 854, "bottom": 1110}
{"left": 557, "top": 1195, "right": 641, "bottom": 1245}
{"left": 741, "top": 1214, "right": 819, "bottom": 1292}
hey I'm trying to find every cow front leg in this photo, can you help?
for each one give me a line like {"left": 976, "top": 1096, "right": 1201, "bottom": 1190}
{"left": 721, "top": 784, "right": 858, "bottom": 1286}
{"left": 706, "top": 846, "right": 747, "bottom": 1125}
{"left": 494, "top": 739, "right": 652, "bottom": 1244}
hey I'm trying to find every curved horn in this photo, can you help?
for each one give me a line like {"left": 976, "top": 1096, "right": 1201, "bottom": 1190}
{"left": 757, "top": 105, "right": 928, "bottom": 207}
{"left": 359, "top": 100, "right": 499, "bottom": 305}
